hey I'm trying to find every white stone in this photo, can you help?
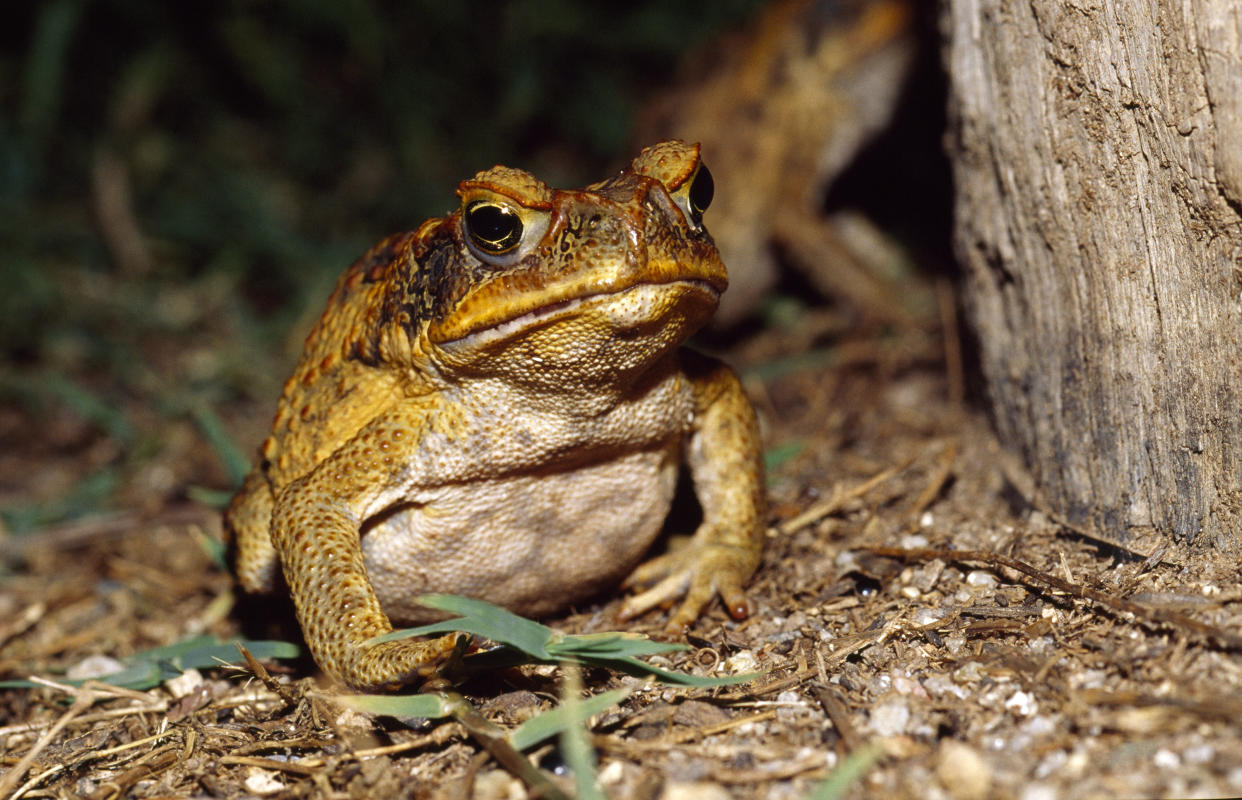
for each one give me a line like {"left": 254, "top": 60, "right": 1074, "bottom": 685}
{"left": 243, "top": 768, "right": 285, "bottom": 795}
{"left": 868, "top": 700, "right": 911, "bottom": 737}
{"left": 935, "top": 740, "right": 991, "bottom": 800}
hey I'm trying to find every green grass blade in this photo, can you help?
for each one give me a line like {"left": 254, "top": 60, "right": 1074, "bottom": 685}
{"left": 0, "top": 660, "right": 166, "bottom": 691}
{"left": 186, "top": 486, "right": 236, "bottom": 510}
{"left": 190, "top": 523, "right": 230, "bottom": 569}
{"left": 805, "top": 742, "right": 883, "bottom": 800}
{"left": 118, "top": 635, "right": 298, "bottom": 667}
{"left": 334, "top": 692, "right": 455, "bottom": 720}
{"left": 373, "top": 594, "right": 554, "bottom": 658}
{"left": 44, "top": 373, "right": 135, "bottom": 444}
{"left": 558, "top": 665, "right": 606, "bottom": 800}
{"left": 371, "top": 595, "right": 759, "bottom": 687}
{"left": 584, "top": 656, "right": 759, "bottom": 688}
{"left": 21, "top": 0, "right": 84, "bottom": 145}
{"left": 764, "top": 441, "right": 805, "bottom": 472}
{"left": 172, "top": 639, "right": 300, "bottom": 671}
{"left": 546, "top": 631, "right": 688, "bottom": 659}
{"left": 122, "top": 634, "right": 218, "bottom": 661}
{"left": 508, "top": 687, "right": 631, "bottom": 752}
{"left": 190, "top": 404, "right": 251, "bottom": 487}
{"left": 0, "top": 637, "right": 300, "bottom": 691}
{"left": 744, "top": 349, "right": 837, "bottom": 382}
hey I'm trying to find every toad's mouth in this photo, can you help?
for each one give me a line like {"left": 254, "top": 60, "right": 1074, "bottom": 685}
{"left": 432, "top": 278, "right": 721, "bottom": 348}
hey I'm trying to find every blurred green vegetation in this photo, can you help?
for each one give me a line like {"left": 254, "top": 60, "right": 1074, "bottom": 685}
{"left": 0, "top": 0, "right": 766, "bottom": 530}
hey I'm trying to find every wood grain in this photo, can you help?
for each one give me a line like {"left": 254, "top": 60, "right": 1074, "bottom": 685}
{"left": 945, "top": 0, "right": 1242, "bottom": 547}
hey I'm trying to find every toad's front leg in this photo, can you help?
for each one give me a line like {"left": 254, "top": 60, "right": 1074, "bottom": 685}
{"left": 271, "top": 406, "right": 465, "bottom": 691}
{"left": 620, "top": 352, "right": 766, "bottom": 632}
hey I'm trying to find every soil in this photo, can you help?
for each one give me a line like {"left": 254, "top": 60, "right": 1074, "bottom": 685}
{"left": 3, "top": 313, "right": 1242, "bottom": 800}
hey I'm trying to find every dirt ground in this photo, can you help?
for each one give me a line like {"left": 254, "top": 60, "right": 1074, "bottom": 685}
{"left": 3, "top": 312, "right": 1242, "bottom": 800}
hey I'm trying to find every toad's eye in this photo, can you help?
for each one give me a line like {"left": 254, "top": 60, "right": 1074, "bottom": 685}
{"left": 465, "top": 201, "right": 523, "bottom": 255}
{"left": 687, "top": 165, "right": 714, "bottom": 224}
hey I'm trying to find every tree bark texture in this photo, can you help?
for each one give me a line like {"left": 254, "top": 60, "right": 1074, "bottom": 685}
{"left": 946, "top": 0, "right": 1242, "bottom": 548}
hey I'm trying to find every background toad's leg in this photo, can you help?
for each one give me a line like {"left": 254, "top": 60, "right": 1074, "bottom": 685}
{"left": 225, "top": 468, "right": 282, "bottom": 594}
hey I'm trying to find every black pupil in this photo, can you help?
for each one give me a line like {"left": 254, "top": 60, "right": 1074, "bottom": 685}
{"left": 467, "top": 202, "right": 522, "bottom": 253}
{"left": 688, "top": 166, "right": 714, "bottom": 219}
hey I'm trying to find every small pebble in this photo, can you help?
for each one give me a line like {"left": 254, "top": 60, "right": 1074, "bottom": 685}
{"left": 660, "top": 781, "right": 732, "bottom": 800}
{"left": 1005, "top": 690, "right": 1037, "bottom": 717}
{"left": 775, "top": 690, "right": 807, "bottom": 722}
{"left": 1153, "top": 748, "right": 1181, "bottom": 769}
{"left": 1019, "top": 784, "right": 1057, "bottom": 800}
{"left": 892, "top": 672, "right": 929, "bottom": 698}
{"left": 722, "top": 650, "right": 759, "bottom": 675}
{"left": 935, "top": 740, "right": 991, "bottom": 800}
{"left": 597, "top": 761, "right": 625, "bottom": 784}
{"left": 923, "top": 674, "right": 969, "bottom": 700}
{"left": 66, "top": 654, "right": 126, "bottom": 681}
{"left": 164, "top": 668, "right": 204, "bottom": 699}
{"left": 473, "top": 769, "right": 524, "bottom": 800}
{"left": 965, "top": 570, "right": 998, "bottom": 588}
{"left": 1067, "top": 669, "right": 1108, "bottom": 690}
{"left": 868, "top": 699, "right": 911, "bottom": 737}
{"left": 1033, "top": 750, "right": 1067, "bottom": 780}
{"left": 1020, "top": 715, "right": 1057, "bottom": 737}
{"left": 244, "top": 768, "right": 285, "bottom": 795}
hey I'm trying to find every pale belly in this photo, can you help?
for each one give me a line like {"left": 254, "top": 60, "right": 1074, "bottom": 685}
{"left": 360, "top": 444, "right": 680, "bottom": 623}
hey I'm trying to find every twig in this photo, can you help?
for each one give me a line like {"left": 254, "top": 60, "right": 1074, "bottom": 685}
{"left": 612, "top": 710, "right": 779, "bottom": 749}
{"left": 230, "top": 736, "right": 337, "bottom": 757}
{"left": 812, "top": 684, "right": 862, "bottom": 753}
{"left": 221, "top": 726, "right": 464, "bottom": 772}
{"left": 92, "top": 146, "right": 153, "bottom": 277}
{"left": 991, "top": 449, "right": 1177, "bottom": 564}
{"left": 0, "top": 506, "right": 212, "bottom": 558}
{"left": 219, "top": 754, "right": 320, "bottom": 776}
{"left": 902, "top": 440, "right": 957, "bottom": 532}
{"left": 0, "top": 700, "right": 170, "bottom": 738}
{"left": 599, "top": 732, "right": 831, "bottom": 783}
{"left": 716, "top": 667, "right": 817, "bottom": 702}
{"left": 82, "top": 745, "right": 180, "bottom": 800}
{"left": 238, "top": 644, "right": 297, "bottom": 709}
{"left": 349, "top": 733, "right": 465, "bottom": 761}
{"left": 1078, "top": 688, "right": 1242, "bottom": 722}
{"left": 937, "top": 277, "right": 964, "bottom": 407}
{"left": 67, "top": 727, "right": 181, "bottom": 764}
{"left": 778, "top": 454, "right": 918, "bottom": 536}
{"left": 0, "top": 603, "right": 45, "bottom": 650}
{"left": 860, "top": 545, "right": 1242, "bottom": 651}
{"left": 708, "top": 752, "right": 835, "bottom": 785}
{"left": 434, "top": 689, "right": 570, "bottom": 800}
{"left": 0, "top": 687, "right": 97, "bottom": 799}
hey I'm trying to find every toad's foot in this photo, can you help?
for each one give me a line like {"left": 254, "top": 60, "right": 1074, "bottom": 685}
{"left": 331, "top": 632, "right": 468, "bottom": 692}
{"left": 618, "top": 533, "right": 758, "bottom": 634}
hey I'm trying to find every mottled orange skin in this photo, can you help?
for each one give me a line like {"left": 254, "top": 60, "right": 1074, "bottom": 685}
{"left": 225, "top": 141, "right": 766, "bottom": 691}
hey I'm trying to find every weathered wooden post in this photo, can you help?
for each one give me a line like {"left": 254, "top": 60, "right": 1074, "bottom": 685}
{"left": 946, "top": 0, "right": 1242, "bottom": 548}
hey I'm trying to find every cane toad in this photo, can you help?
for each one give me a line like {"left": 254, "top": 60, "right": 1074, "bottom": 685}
{"left": 225, "top": 141, "right": 766, "bottom": 691}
